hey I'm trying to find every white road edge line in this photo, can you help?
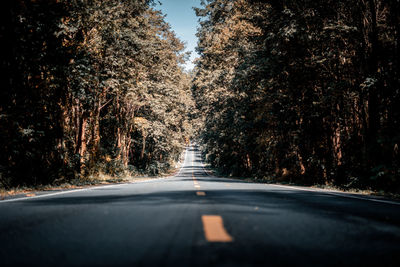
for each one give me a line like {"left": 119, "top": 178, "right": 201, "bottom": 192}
{"left": 0, "top": 181, "right": 141, "bottom": 204}
{"left": 176, "top": 146, "right": 189, "bottom": 177}
{"left": 0, "top": 147, "right": 190, "bottom": 204}
{"left": 270, "top": 184, "right": 400, "bottom": 206}
{"left": 197, "top": 147, "right": 211, "bottom": 177}
{"left": 0, "top": 186, "right": 107, "bottom": 203}
{"left": 195, "top": 145, "right": 399, "bottom": 206}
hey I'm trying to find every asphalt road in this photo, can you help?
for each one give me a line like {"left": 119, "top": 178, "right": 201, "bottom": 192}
{"left": 1, "top": 146, "right": 400, "bottom": 266}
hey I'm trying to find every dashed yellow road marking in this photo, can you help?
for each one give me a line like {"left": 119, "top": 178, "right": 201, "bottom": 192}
{"left": 192, "top": 152, "right": 206, "bottom": 193}
{"left": 202, "top": 215, "right": 233, "bottom": 242}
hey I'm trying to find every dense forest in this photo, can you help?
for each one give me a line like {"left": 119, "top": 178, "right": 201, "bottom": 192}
{"left": 1, "top": 0, "right": 399, "bottom": 193}
{"left": 0, "top": 0, "right": 195, "bottom": 187}
{"left": 193, "top": 0, "right": 400, "bottom": 192}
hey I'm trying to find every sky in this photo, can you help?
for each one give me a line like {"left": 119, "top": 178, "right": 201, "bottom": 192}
{"left": 155, "top": 0, "right": 202, "bottom": 71}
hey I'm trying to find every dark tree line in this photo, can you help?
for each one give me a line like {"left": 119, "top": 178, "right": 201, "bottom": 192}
{"left": 1, "top": 0, "right": 399, "bottom": 192}
{"left": 0, "top": 0, "right": 194, "bottom": 187}
{"left": 193, "top": 0, "right": 400, "bottom": 191}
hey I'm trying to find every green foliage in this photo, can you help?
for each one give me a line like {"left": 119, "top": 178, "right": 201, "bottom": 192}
{"left": 0, "top": 0, "right": 193, "bottom": 187}
{"left": 193, "top": 0, "right": 400, "bottom": 192}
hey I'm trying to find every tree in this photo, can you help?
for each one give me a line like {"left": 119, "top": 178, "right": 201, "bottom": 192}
{"left": 0, "top": 0, "right": 194, "bottom": 187}
{"left": 193, "top": 0, "right": 400, "bottom": 191}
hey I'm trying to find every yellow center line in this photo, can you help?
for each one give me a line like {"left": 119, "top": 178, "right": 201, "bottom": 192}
{"left": 191, "top": 152, "right": 202, "bottom": 189}
{"left": 202, "top": 215, "right": 233, "bottom": 242}
{"left": 196, "top": 191, "right": 206, "bottom": 196}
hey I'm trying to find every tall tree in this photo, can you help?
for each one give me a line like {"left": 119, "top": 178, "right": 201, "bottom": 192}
{"left": 193, "top": 0, "right": 400, "bottom": 191}
{"left": 0, "top": 0, "right": 193, "bottom": 187}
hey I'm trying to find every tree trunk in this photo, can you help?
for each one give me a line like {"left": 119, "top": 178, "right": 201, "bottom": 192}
{"left": 90, "top": 98, "right": 101, "bottom": 165}
{"left": 366, "top": 0, "right": 380, "bottom": 164}
{"left": 140, "top": 133, "right": 146, "bottom": 160}
{"left": 79, "top": 117, "right": 88, "bottom": 164}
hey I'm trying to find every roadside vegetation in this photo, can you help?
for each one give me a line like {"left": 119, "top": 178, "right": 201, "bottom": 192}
{"left": 1, "top": 0, "right": 399, "bottom": 195}
{"left": 192, "top": 0, "right": 400, "bottom": 193}
{"left": 0, "top": 0, "right": 195, "bottom": 188}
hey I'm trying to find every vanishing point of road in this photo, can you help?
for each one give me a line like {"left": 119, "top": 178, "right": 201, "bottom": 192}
{"left": 1, "top": 146, "right": 400, "bottom": 266}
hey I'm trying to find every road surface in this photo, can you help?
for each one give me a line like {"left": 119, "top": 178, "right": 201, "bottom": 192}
{"left": 1, "top": 146, "right": 400, "bottom": 266}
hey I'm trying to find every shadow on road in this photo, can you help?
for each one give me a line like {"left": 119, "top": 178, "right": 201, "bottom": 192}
{"left": 25, "top": 187, "right": 400, "bottom": 226}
